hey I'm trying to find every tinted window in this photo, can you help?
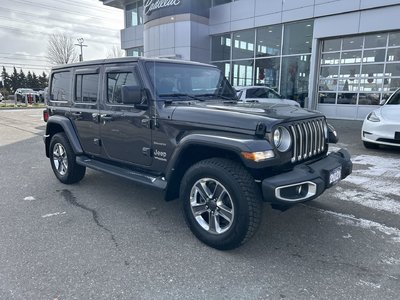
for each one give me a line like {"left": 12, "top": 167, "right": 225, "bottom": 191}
{"left": 387, "top": 90, "right": 400, "bottom": 105}
{"left": 75, "top": 74, "right": 99, "bottom": 103}
{"left": 246, "top": 88, "right": 280, "bottom": 99}
{"left": 107, "top": 72, "right": 140, "bottom": 104}
{"left": 50, "top": 71, "right": 71, "bottom": 101}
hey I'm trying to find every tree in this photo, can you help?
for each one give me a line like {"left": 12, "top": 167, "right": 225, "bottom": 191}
{"left": 38, "top": 72, "right": 48, "bottom": 89}
{"left": 1, "top": 66, "right": 11, "bottom": 92}
{"left": 47, "top": 32, "right": 78, "bottom": 65}
{"left": 107, "top": 45, "right": 125, "bottom": 59}
{"left": 19, "top": 69, "right": 27, "bottom": 88}
{"left": 10, "top": 67, "right": 19, "bottom": 92}
{"left": 32, "top": 72, "right": 40, "bottom": 89}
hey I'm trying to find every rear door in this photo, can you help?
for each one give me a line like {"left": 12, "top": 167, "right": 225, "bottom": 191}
{"left": 69, "top": 67, "right": 101, "bottom": 155}
{"left": 99, "top": 65, "right": 152, "bottom": 166}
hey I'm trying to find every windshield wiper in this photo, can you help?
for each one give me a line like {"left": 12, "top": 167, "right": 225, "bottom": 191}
{"left": 159, "top": 93, "right": 204, "bottom": 101}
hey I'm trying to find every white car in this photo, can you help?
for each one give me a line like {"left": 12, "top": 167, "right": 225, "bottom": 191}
{"left": 361, "top": 88, "right": 400, "bottom": 149}
{"left": 235, "top": 86, "right": 300, "bottom": 107}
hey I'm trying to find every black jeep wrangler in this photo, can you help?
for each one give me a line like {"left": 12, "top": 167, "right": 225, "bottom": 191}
{"left": 44, "top": 57, "right": 352, "bottom": 250}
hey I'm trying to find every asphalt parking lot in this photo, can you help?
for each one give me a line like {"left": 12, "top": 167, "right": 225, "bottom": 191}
{"left": 0, "top": 109, "right": 399, "bottom": 299}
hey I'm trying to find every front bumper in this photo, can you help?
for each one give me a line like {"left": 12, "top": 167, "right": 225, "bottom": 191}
{"left": 261, "top": 149, "right": 352, "bottom": 204}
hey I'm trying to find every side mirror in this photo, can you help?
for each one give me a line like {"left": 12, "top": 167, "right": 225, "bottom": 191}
{"left": 121, "top": 85, "right": 148, "bottom": 106}
{"left": 327, "top": 123, "right": 339, "bottom": 144}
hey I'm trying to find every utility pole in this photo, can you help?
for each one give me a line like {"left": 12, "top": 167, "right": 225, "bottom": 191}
{"left": 75, "top": 38, "right": 88, "bottom": 62}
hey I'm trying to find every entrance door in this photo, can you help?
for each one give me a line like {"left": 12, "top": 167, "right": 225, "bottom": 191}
{"left": 100, "top": 66, "right": 152, "bottom": 166}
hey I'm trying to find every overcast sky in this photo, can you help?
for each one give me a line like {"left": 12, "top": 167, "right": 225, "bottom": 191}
{"left": 0, "top": 0, "right": 124, "bottom": 75}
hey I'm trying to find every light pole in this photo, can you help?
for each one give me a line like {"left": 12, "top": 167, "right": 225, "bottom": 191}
{"left": 75, "top": 38, "right": 88, "bottom": 62}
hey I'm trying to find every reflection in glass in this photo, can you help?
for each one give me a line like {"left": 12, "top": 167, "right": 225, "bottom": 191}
{"left": 254, "top": 58, "right": 280, "bottom": 88}
{"left": 318, "top": 92, "right": 336, "bottom": 104}
{"left": 364, "top": 33, "right": 387, "bottom": 48}
{"left": 389, "top": 32, "right": 400, "bottom": 47}
{"left": 319, "top": 66, "right": 339, "bottom": 91}
{"left": 337, "top": 93, "right": 357, "bottom": 104}
{"left": 232, "top": 30, "right": 255, "bottom": 59}
{"left": 358, "top": 93, "right": 380, "bottom": 105}
{"left": 359, "top": 78, "right": 383, "bottom": 92}
{"left": 213, "top": 62, "right": 231, "bottom": 82}
{"left": 323, "top": 38, "right": 341, "bottom": 52}
{"left": 360, "top": 64, "right": 384, "bottom": 77}
{"left": 385, "top": 63, "right": 400, "bottom": 77}
{"left": 363, "top": 49, "right": 386, "bottom": 63}
{"left": 280, "top": 55, "right": 310, "bottom": 106}
{"left": 282, "top": 20, "right": 313, "bottom": 55}
{"left": 342, "top": 36, "right": 363, "bottom": 50}
{"left": 232, "top": 60, "right": 253, "bottom": 86}
{"left": 321, "top": 52, "right": 340, "bottom": 65}
{"left": 341, "top": 51, "right": 362, "bottom": 64}
{"left": 387, "top": 48, "right": 400, "bottom": 62}
{"left": 211, "top": 34, "right": 231, "bottom": 61}
{"left": 256, "top": 25, "right": 282, "bottom": 57}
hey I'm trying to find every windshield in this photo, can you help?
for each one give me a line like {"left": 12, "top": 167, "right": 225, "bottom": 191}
{"left": 145, "top": 62, "right": 237, "bottom": 100}
{"left": 386, "top": 90, "right": 400, "bottom": 105}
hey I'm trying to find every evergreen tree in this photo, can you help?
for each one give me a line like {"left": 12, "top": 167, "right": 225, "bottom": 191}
{"left": 19, "top": 69, "right": 27, "bottom": 88}
{"left": 32, "top": 72, "right": 40, "bottom": 89}
{"left": 1, "top": 66, "right": 11, "bottom": 92}
{"left": 38, "top": 72, "right": 48, "bottom": 89}
{"left": 26, "top": 71, "right": 34, "bottom": 88}
{"left": 10, "top": 67, "right": 19, "bottom": 92}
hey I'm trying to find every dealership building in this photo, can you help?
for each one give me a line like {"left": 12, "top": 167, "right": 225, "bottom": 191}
{"left": 101, "top": 0, "right": 400, "bottom": 119}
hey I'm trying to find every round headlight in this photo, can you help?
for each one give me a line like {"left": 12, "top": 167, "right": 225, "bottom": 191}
{"left": 273, "top": 127, "right": 291, "bottom": 152}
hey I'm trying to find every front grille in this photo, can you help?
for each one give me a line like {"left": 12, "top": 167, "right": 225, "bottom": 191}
{"left": 289, "top": 118, "right": 326, "bottom": 163}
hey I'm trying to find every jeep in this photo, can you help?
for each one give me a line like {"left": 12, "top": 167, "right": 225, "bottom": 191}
{"left": 44, "top": 57, "right": 352, "bottom": 250}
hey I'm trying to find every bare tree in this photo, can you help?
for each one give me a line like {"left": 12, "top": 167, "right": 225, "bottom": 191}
{"left": 47, "top": 32, "right": 78, "bottom": 65}
{"left": 107, "top": 45, "right": 125, "bottom": 59}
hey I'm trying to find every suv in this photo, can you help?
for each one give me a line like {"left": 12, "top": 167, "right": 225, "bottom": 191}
{"left": 44, "top": 57, "right": 352, "bottom": 250}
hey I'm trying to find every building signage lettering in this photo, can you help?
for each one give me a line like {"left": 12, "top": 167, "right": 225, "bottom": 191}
{"left": 144, "top": 0, "right": 182, "bottom": 16}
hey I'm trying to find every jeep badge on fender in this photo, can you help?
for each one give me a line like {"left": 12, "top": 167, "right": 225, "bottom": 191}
{"left": 43, "top": 57, "right": 352, "bottom": 250}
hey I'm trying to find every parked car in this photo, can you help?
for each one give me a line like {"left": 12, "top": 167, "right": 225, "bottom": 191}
{"left": 43, "top": 57, "right": 352, "bottom": 250}
{"left": 15, "top": 88, "right": 40, "bottom": 102}
{"left": 361, "top": 88, "right": 400, "bottom": 149}
{"left": 235, "top": 86, "right": 300, "bottom": 107}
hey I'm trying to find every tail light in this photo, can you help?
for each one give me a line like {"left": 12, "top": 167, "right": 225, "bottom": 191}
{"left": 43, "top": 109, "right": 49, "bottom": 122}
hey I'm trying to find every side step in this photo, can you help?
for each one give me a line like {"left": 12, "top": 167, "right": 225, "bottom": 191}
{"left": 76, "top": 156, "right": 167, "bottom": 190}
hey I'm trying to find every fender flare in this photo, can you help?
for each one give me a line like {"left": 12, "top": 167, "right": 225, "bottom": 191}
{"left": 45, "top": 115, "right": 83, "bottom": 156}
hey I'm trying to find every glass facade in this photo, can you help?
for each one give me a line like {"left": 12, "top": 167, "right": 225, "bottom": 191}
{"left": 318, "top": 31, "right": 400, "bottom": 105}
{"left": 211, "top": 0, "right": 238, "bottom": 6}
{"left": 126, "top": 46, "right": 144, "bottom": 57}
{"left": 126, "top": 1, "right": 143, "bottom": 27}
{"left": 211, "top": 20, "right": 313, "bottom": 107}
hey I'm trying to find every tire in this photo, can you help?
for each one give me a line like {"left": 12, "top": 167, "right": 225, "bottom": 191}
{"left": 363, "top": 141, "right": 379, "bottom": 149}
{"left": 49, "top": 133, "right": 86, "bottom": 184}
{"left": 180, "top": 158, "right": 262, "bottom": 250}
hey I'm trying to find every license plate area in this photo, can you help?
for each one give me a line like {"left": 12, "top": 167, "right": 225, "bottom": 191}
{"left": 329, "top": 167, "right": 342, "bottom": 186}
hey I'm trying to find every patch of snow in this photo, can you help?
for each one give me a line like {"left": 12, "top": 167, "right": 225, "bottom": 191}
{"left": 41, "top": 212, "right": 66, "bottom": 218}
{"left": 23, "top": 196, "right": 36, "bottom": 201}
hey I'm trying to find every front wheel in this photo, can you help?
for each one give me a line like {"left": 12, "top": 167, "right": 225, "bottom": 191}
{"left": 180, "top": 158, "right": 262, "bottom": 250}
{"left": 49, "top": 133, "right": 86, "bottom": 184}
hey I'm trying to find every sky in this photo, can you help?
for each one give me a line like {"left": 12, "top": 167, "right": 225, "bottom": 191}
{"left": 0, "top": 0, "right": 124, "bottom": 76}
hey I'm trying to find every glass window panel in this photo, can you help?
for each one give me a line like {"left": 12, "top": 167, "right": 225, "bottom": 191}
{"left": 387, "top": 47, "right": 400, "bottom": 62}
{"left": 213, "top": 0, "right": 232, "bottom": 6}
{"left": 382, "top": 77, "right": 400, "bottom": 93}
{"left": 339, "top": 65, "right": 360, "bottom": 78}
{"left": 341, "top": 51, "right": 362, "bottom": 64}
{"left": 282, "top": 20, "right": 313, "bottom": 55}
{"left": 50, "top": 72, "right": 71, "bottom": 101}
{"left": 280, "top": 55, "right": 310, "bottom": 106}
{"left": 385, "top": 63, "right": 400, "bottom": 77}
{"left": 319, "top": 66, "right": 339, "bottom": 91}
{"left": 363, "top": 49, "right": 386, "bottom": 63}
{"left": 323, "top": 38, "right": 341, "bottom": 52}
{"left": 213, "top": 62, "right": 231, "bottom": 83}
{"left": 342, "top": 36, "right": 363, "bottom": 50}
{"left": 359, "top": 78, "right": 384, "bottom": 92}
{"left": 75, "top": 74, "right": 98, "bottom": 103}
{"left": 360, "top": 64, "right": 384, "bottom": 77}
{"left": 337, "top": 93, "right": 357, "bottom": 104}
{"left": 254, "top": 58, "right": 280, "bottom": 88}
{"left": 338, "top": 79, "right": 359, "bottom": 92}
{"left": 127, "top": 46, "right": 144, "bottom": 57}
{"left": 364, "top": 33, "right": 387, "bottom": 48}
{"left": 389, "top": 32, "right": 400, "bottom": 47}
{"left": 318, "top": 92, "right": 336, "bottom": 104}
{"left": 211, "top": 34, "right": 231, "bottom": 61}
{"left": 358, "top": 93, "right": 380, "bottom": 105}
{"left": 232, "top": 30, "right": 255, "bottom": 59}
{"left": 232, "top": 60, "right": 253, "bottom": 86}
{"left": 256, "top": 25, "right": 282, "bottom": 57}
{"left": 107, "top": 72, "right": 139, "bottom": 104}
{"left": 321, "top": 52, "right": 340, "bottom": 65}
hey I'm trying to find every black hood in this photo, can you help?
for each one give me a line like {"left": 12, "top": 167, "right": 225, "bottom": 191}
{"left": 170, "top": 101, "right": 322, "bottom": 132}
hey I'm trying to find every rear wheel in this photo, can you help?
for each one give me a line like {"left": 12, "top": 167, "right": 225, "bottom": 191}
{"left": 363, "top": 141, "right": 379, "bottom": 149}
{"left": 180, "top": 158, "right": 262, "bottom": 250}
{"left": 49, "top": 133, "right": 86, "bottom": 184}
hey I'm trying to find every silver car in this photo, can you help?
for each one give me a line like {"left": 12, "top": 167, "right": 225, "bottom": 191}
{"left": 235, "top": 86, "right": 300, "bottom": 107}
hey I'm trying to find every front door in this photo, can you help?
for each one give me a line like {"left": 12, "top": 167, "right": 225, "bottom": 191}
{"left": 99, "top": 66, "right": 152, "bottom": 166}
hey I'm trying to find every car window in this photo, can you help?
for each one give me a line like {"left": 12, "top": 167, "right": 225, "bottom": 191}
{"left": 75, "top": 74, "right": 99, "bottom": 103}
{"left": 387, "top": 90, "right": 400, "bottom": 105}
{"left": 50, "top": 71, "right": 71, "bottom": 101}
{"left": 107, "top": 72, "right": 140, "bottom": 104}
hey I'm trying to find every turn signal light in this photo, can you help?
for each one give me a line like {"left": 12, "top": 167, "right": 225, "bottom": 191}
{"left": 241, "top": 150, "right": 275, "bottom": 162}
